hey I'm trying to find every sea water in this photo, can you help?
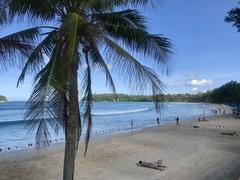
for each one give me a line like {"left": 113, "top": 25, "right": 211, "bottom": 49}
{"left": 0, "top": 102, "right": 214, "bottom": 151}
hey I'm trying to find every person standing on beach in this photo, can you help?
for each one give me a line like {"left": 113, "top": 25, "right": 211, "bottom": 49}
{"left": 176, "top": 116, "right": 180, "bottom": 126}
{"left": 131, "top": 119, "right": 133, "bottom": 127}
{"left": 156, "top": 117, "right": 160, "bottom": 126}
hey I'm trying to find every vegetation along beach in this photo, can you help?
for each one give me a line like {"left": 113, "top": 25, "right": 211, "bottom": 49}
{"left": 0, "top": 0, "right": 240, "bottom": 180}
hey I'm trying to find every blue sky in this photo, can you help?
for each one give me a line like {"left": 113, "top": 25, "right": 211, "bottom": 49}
{"left": 1, "top": 0, "right": 240, "bottom": 101}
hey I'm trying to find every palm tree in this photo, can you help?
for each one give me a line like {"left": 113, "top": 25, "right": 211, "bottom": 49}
{"left": 8, "top": 0, "right": 172, "bottom": 179}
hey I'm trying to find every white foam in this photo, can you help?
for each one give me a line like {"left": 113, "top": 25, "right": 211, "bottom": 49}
{"left": 92, "top": 108, "right": 150, "bottom": 116}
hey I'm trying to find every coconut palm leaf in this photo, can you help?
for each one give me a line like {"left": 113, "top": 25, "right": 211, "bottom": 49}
{"left": 17, "top": 30, "right": 56, "bottom": 86}
{"left": 80, "top": 49, "right": 93, "bottom": 156}
{"left": 2, "top": 27, "right": 40, "bottom": 43}
{"left": 92, "top": 9, "right": 172, "bottom": 66}
{"left": 0, "top": 0, "right": 8, "bottom": 24}
{"left": 103, "top": 25, "right": 172, "bottom": 66}
{"left": 9, "top": 0, "right": 56, "bottom": 21}
{"left": 82, "top": 0, "right": 154, "bottom": 12}
{"left": 55, "top": 91, "right": 68, "bottom": 131}
{"left": 80, "top": 41, "right": 117, "bottom": 155}
{"left": 92, "top": 9, "right": 147, "bottom": 30}
{"left": 103, "top": 36, "right": 165, "bottom": 112}
{"left": 25, "top": 44, "right": 68, "bottom": 147}
{"left": 0, "top": 27, "right": 40, "bottom": 70}
{"left": 87, "top": 38, "right": 116, "bottom": 94}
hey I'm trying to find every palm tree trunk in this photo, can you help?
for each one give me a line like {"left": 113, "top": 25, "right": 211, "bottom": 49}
{"left": 63, "top": 62, "right": 79, "bottom": 180}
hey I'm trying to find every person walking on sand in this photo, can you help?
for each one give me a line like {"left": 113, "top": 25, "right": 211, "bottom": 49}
{"left": 176, "top": 116, "right": 180, "bottom": 126}
{"left": 156, "top": 117, "right": 160, "bottom": 126}
{"left": 131, "top": 119, "right": 133, "bottom": 127}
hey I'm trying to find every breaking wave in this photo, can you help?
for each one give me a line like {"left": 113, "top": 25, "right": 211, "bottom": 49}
{"left": 92, "top": 108, "right": 150, "bottom": 116}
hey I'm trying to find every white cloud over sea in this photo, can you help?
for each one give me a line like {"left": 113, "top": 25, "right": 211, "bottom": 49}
{"left": 187, "top": 78, "right": 213, "bottom": 87}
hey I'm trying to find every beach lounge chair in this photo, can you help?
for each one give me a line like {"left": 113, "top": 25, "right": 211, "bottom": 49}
{"left": 137, "top": 160, "right": 167, "bottom": 171}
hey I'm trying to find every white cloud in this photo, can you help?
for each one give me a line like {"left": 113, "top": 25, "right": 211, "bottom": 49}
{"left": 187, "top": 78, "right": 213, "bottom": 87}
{"left": 192, "top": 87, "right": 199, "bottom": 92}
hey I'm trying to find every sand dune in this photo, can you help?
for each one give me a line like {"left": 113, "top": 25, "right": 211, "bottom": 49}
{"left": 0, "top": 114, "right": 240, "bottom": 180}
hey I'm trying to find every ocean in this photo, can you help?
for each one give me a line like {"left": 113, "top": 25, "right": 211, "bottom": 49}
{"left": 0, "top": 101, "right": 214, "bottom": 152}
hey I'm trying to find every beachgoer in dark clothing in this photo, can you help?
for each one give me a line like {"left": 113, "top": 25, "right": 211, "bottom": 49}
{"left": 176, "top": 116, "right": 180, "bottom": 126}
{"left": 198, "top": 117, "right": 201, "bottom": 121}
{"left": 131, "top": 119, "right": 133, "bottom": 127}
{"left": 156, "top": 117, "right": 160, "bottom": 126}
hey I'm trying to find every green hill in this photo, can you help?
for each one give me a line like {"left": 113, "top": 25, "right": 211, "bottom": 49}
{"left": 92, "top": 94, "right": 153, "bottom": 102}
{"left": 92, "top": 81, "right": 240, "bottom": 104}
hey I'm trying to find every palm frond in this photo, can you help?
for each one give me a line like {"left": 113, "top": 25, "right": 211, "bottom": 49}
{"left": 0, "top": 27, "right": 41, "bottom": 71}
{"left": 80, "top": 49, "right": 93, "bottom": 156}
{"left": 92, "top": 9, "right": 147, "bottom": 30}
{"left": 103, "top": 23, "right": 172, "bottom": 67}
{"left": 25, "top": 44, "right": 67, "bottom": 148}
{"left": 9, "top": 0, "right": 56, "bottom": 21}
{"left": 0, "top": 0, "right": 8, "bottom": 24}
{"left": 0, "top": 39, "right": 29, "bottom": 70}
{"left": 17, "top": 30, "right": 56, "bottom": 86}
{"left": 82, "top": 0, "right": 155, "bottom": 12}
{"left": 47, "top": 89, "right": 68, "bottom": 135}
{"left": 104, "top": 36, "right": 165, "bottom": 112}
{"left": 87, "top": 38, "right": 116, "bottom": 94}
{"left": 81, "top": 0, "right": 116, "bottom": 12}
{"left": 55, "top": 91, "right": 68, "bottom": 131}
{"left": 2, "top": 27, "right": 40, "bottom": 43}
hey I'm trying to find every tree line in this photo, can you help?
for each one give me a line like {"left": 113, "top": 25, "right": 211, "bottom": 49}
{"left": 92, "top": 81, "right": 240, "bottom": 104}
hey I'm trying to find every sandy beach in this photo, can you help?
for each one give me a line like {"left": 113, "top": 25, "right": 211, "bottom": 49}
{"left": 0, "top": 113, "right": 240, "bottom": 180}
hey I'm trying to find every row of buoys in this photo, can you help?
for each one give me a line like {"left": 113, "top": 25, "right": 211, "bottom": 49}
{"left": 0, "top": 146, "right": 18, "bottom": 152}
{"left": 93, "top": 122, "right": 157, "bottom": 136}
{"left": 0, "top": 122, "right": 158, "bottom": 153}
{"left": 0, "top": 138, "right": 65, "bottom": 152}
